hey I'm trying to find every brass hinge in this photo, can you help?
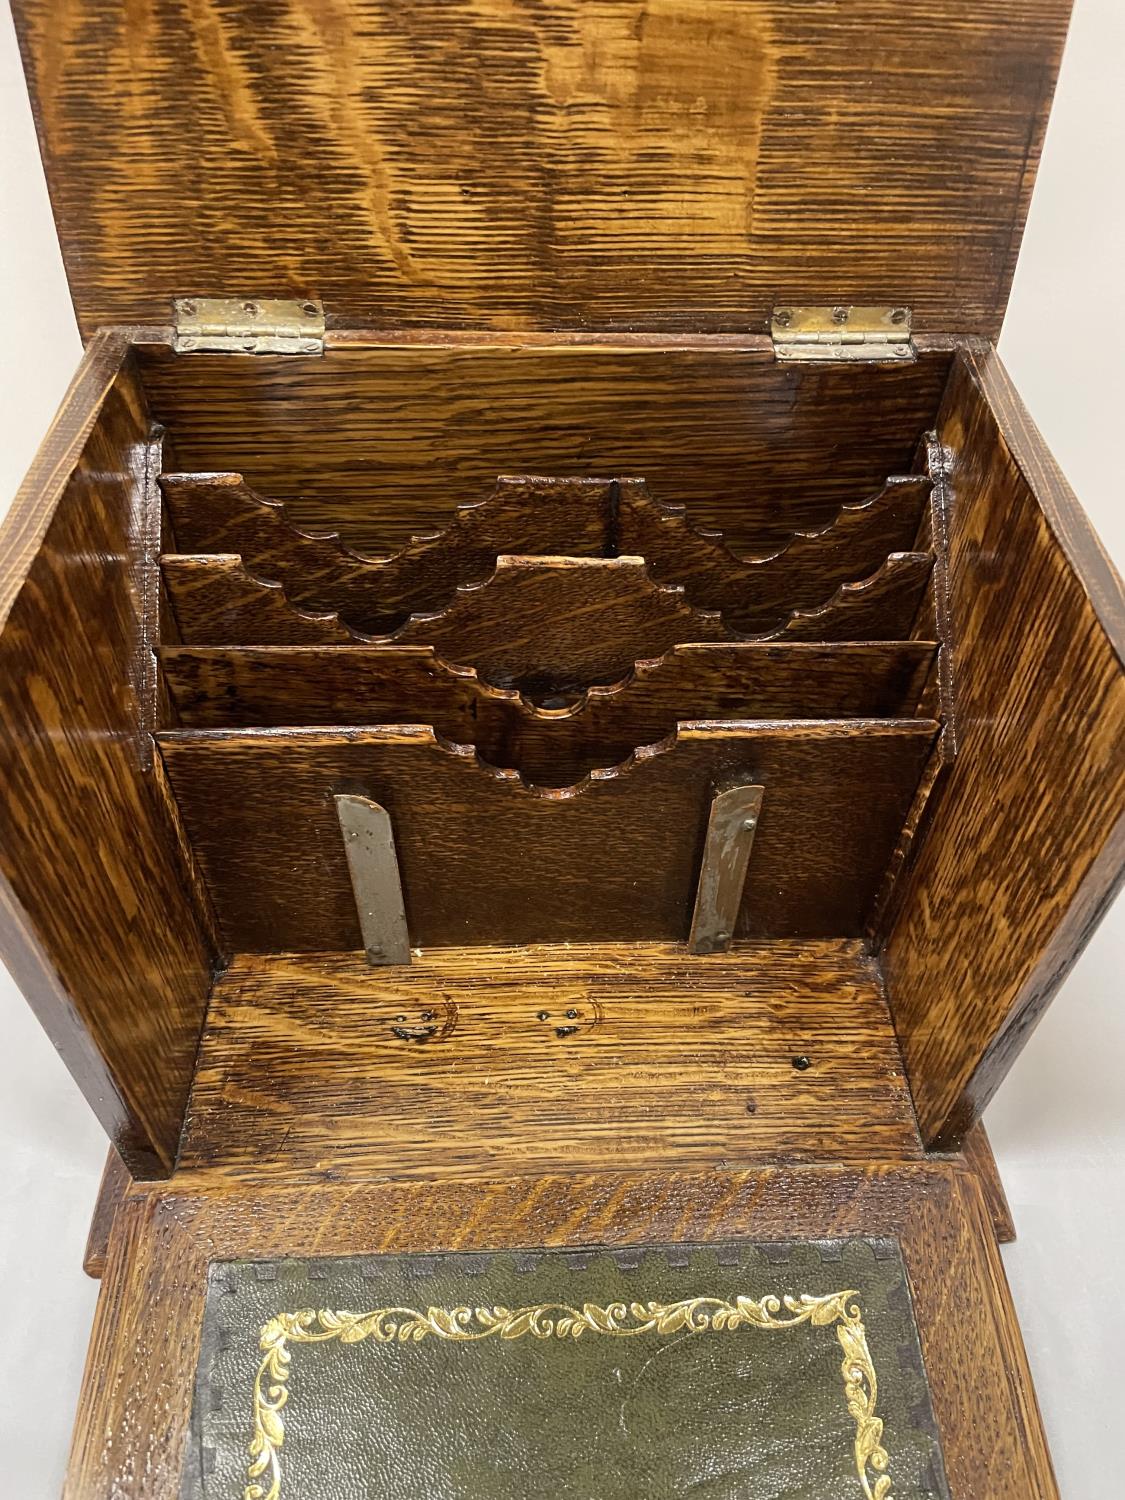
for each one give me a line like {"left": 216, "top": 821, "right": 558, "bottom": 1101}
{"left": 171, "top": 297, "right": 325, "bottom": 355}
{"left": 770, "top": 305, "right": 914, "bottom": 364}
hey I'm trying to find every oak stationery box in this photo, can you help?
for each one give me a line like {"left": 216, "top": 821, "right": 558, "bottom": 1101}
{"left": 3, "top": 2, "right": 1124, "bottom": 1496}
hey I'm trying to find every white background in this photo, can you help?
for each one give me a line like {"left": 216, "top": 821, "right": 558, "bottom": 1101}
{"left": 1, "top": 0, "right": 1122, "bottom": 1493}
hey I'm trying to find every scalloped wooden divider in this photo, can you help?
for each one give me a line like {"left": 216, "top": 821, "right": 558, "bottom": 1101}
{"left": 164, "top": 555, "right": 730, "bottom": 694}
{"left": 163, "top": 470, "right": 930, "bottom": 636}
{"left": 159, "top": 641, "right": 937, "bottom": 784}
{"left": 156, "top": 720, "right": 938, "bottom": 950}
{"left": 389, "top": 556, "right": 731, "bottom": 693}
{"left": 162, "top": 550, "right": 938, "bottom": 679}
{"left": 617, "top": 476, "right": 932, "bottom": 630}
{"left": 162, "top": 474, "right": 614, "bottom": 632}
{"left": 161, "top": 555, "right": 358, "bottom": 644}
{"left": 768, "top": 553, "right": 934, "bottom": 642}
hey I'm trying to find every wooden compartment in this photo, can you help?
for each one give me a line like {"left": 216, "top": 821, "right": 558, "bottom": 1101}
{"left": 3, "top": 0, "right": 1124, "bottom": 1494}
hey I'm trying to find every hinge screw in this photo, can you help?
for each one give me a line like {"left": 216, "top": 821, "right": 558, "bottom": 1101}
{"left": 832, "top": 306, "right": 849, "bottom": 324}
{"left": 774, "top": 309, "right": 792, "bottom": 328}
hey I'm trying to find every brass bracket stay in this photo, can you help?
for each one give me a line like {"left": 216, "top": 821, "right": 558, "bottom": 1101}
{"left": 335, "top": 794, "right": 411, "bottom": 966}
{"left": 688, "top": 784, "right": 765, "bottom": 955}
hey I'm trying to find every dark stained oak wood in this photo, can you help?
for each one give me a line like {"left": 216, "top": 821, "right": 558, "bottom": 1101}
{"left": 162, "top": 555, "right": 732, "bottom": 693}
{"left": 0, "top": 9, "right": 1111, "bottom": 1487}
{"left": 957, "top": 1123, "right": 1016, "bottom": 1245}
{"left": 163, "top": 473, "right": 615, "bottom": 630}
{"left": 768, "top": 552, "right": 934, "bottom": 643}
{"left": 140, "top": 345, "right": 953, "bottom": 555}
{"left": 13, "top": 2, "right": 1069, "bottom": 338}
{"left": 179, "top": 942, "right": 921, "bottom": 1181}
{"left": 162, "top": 554, "right": 358, "bottom": 644}
{"left": 66, "top": 1165, "right": 1058, "bottom": 1499}
{"left": 883, "top": 350, "right": 1125, "bottom": 1148}
{"left": 619, "top": 475, "right": 931, "bottom": 629}
{"left": 162, "top": 469, "right": 931, "bottom": 635}
{"left": 83, "top": 1148, "right": 131, "bottom": 1279}
{"left": 162, "top": 551, "right": 937, "bottom": 682}
{"left": 867, "top": 444, "right": 960, "bottom": 943}
{"left": 159, "top": 640, "right": 936, "bottom": 784}
{"left": 157, "top": 720, "right": 937, "bottom": 950}
{"left": 0, "top": 338, "right": 216, "bottom": 1175}
{"left": 385, "top": 557, "right": 720, "bottom": 690}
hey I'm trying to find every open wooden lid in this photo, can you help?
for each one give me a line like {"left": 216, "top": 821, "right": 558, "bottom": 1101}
{"left": 14, "top": 0, "right": 1072, "bottom": 340}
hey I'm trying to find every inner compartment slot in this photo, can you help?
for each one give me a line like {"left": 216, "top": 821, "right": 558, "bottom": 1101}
{"left": 159, "top": 719, "right": 936, "bottom": 949}
{"left": 158, "top": 471, "right": 932, "bottom": 638}
{"left": 138, "top": 342, "right": 953, "bottom": 961}
{"left": 159, "top": 640, "right": 937, "bottom": 746}
{"left": 138, "top": 342, "right": 952, "bottom": 553}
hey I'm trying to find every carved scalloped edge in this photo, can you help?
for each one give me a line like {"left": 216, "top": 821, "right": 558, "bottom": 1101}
{"left": 162, "top": 553, "right": 726, "bottom": 648}
{"left": 623, "top": 473, "right": 932, "bottom": 570}
{"left": 161, "top": 554, "right": 375, "bottom": 640}
{"left": 161, "top": 714, "right": 934, "bottom": 799}
{"left": 161, "top": 472, "right": 617, "bottom": 567}
{"left": 163, "top": 469, "right": 929, "bottom": 579}
{"left": 755, "top": 551, "right": 933, "bottom": 641}
{"left": 398, "top": 553, "right": 724, "bottom": 637}
{"left": 427, "top": 714, "right": 934, "bottom": 795}
{"left": 163, "top": 547, "right": 933, "bottom": 676}
{"left": 424, "top": 721, "right": 684, "bottom": 798}
{"left": 157, "top": 719, "right": 682, "bottom": 798}
{"left": 163, "top": 473, "right": 393, "bottom": 563}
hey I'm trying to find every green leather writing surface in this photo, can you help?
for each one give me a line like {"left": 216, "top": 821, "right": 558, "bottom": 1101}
{"left": 183, "top": 1239, "right": 949, "bottom": 1500}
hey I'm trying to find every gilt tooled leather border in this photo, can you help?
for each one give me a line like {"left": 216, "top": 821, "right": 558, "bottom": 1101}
{"left": 183, "top": 1239, "right": 950, "bottom": 1500}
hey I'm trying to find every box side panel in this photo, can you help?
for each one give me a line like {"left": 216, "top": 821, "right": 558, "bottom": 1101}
{"left": 0, "top": 337, "right": 217, "bottom": 1174}
{"left": 882, "top": 348, "right": 1125, "bottom": 1148}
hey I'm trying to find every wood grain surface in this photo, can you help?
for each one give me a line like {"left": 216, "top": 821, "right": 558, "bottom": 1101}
{"left": 867, "top": 454, "right": 959, "bottom": 943}
{"left": 163, "top": 469, "right": 931, "bottom": 635}
{"left": 883, "top": 350, "right": 1125, "bottom": 1147}
{"left": 165, "top": 554, "right": 737, "bottom": 693}
{"left": 163, "top": 473, "right": 615, "bottom": 629}
{"left": 767, "top": 552, "right": 933, "bottom": 643}
{"left": 82, "top": 1148, "right": 131, "bottom": 1278}
{"left": 179, "top": 942, "right": 920, "bottom": 1181}
{"left": 13, "top": 2, "right": 1069, "bottom": 337}
{"left": 162, "top": 550, "right": 936, "bottom": 673}
{"left": 619, "top": 475, "right": 931, "bottom": 629}
{"left": 140, "top": 345, "right": 952, "bottom": 554}
{"left": 66, "top": 1164, "right": 1058, "bottom": 1499}
{"left": 159, "top": 641, "right": 936, "bottom": 785}
{"left": 957, "top": 1123, "right": 1016, "bottom": 1245}
{"left": 157, "top": 720, "right": 936, "bottom": 949}
{"left": 162, "top": 554, "right": 360, "bottom": 644}
{"left": 0, "top": 340, "right": 216, "bottom": 1174}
